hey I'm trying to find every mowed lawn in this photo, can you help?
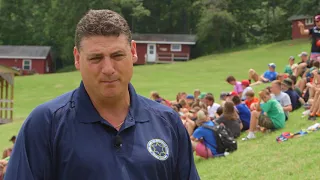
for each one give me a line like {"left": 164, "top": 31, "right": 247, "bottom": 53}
{"left": 1, "top": 39, "right": 320, "bottom": 179}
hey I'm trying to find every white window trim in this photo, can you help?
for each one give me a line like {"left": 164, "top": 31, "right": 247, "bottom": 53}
{"left": 22, "top": 59, "right": 32, "bottom": 70}
{"left": 170, "top": 44, "right": 182, "bottom": 52}
{"left": 305, "top": 18, "right": 314, "bottom": 26}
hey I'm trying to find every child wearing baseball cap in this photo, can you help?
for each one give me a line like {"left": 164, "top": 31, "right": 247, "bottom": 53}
{"left": 241, "top": 80, "right": 253, "bottom": 101}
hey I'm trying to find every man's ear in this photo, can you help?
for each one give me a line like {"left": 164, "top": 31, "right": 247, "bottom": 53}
{"left": 74, "top": 47, "right": 80, "bottom": 70}
{"left": 131, "top": 40, "right": 138, "bottom": 63}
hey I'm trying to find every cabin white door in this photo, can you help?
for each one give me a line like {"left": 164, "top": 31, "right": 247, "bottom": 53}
{"left": 147, "top": 44, "right": 156, "bottom": 62}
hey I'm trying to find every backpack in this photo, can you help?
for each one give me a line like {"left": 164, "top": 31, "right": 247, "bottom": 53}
{"left": 202, "top": 123, "right": 237, "bottom": 154}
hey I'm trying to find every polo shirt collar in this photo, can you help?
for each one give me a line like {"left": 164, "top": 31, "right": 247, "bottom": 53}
{"left": 75, "top": 81, "right": 148, "bottom": 125}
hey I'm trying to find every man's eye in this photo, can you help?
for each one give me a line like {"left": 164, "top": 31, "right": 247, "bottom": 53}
{"left": 90, "top": 57, "right": 102, "bottom": 60}
{"left": 113, "top": 54, "right": 125, "bottom": 60}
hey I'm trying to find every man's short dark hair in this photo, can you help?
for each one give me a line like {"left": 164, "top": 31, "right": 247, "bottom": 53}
{"left": 75, "top": 9, "right": 132, "bottom": 50}
{"left": 216, "top": 107, "right": 223, "bottom": 116}
{"left": 226, "top": 76, "right": 236, "bottom": 83}
{"left": 205, "top": 94, "right": 214, "bottom": 102}
{"left": 232, "top": 96, "right": 241, "bottom": 105}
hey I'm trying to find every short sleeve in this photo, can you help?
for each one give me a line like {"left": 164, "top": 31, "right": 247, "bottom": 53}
{"left": 192, "top": 128, "right": 204, "bottom": 139}
{"left": 4, "top": 104, "right": 53, "bottom": 180}
{"left": 237, "top": 84, "right": 243, "bottom": 93}
{"left": 283, "top": 94, "right": 292, "bottom": 106}
{"left": 215, "top": 115, "right": 226, "bottom": 125}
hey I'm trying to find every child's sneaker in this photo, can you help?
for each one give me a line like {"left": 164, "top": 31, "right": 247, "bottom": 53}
{"left": 308, "top": 116, "right": 317, "bottom": 121}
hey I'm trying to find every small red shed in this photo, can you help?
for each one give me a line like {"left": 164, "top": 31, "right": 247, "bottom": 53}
{"left": 0, "top": 45, "right": 54, "bottom": 75}
{"left": 132, "top": 34, "right": 197, "bottom": 65}
{"left": 288, "top": 15, "right": 314, "bottom": 40}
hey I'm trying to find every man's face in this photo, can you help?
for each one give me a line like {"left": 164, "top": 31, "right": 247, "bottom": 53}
{"left": 281, "top": 84, "right": 289, "bottom": 91}
{"left": 261, "top": 95, "right": 270, "bottom": 103}
{"left": 278, "top": 75, "right": 285, "bottom": 81}
{"left": 189, "top": 110, "right": 198, "bottom": 119}
{"left": 301, "top": 55, "right": 308, "bottom": 62}
{"left": 199, "top": 98, "right": 205, "bottom": 104}
{"left": 180, "top": 94, "right": 187, "bottom": 100}
{"left": 228, "top": 81, "right": 236, "bottom": 85}
{"left": 246, "top": 96, "right": 253, "bottom": 101}
{"left": 271, "top": 83, "right": 281, "bottom": 94}
{"left": 204, "top": 99, "right": 212, "bottom": 106}
{"left": 316, "top": 19, "right": 320, "bottom": 28}
{"left": 289, "top": 59, "right": 294, "bottom": 65}
{"left": 194, "top": 91, "right": 200, "bottom": 98}
{"left": 186, "top": 98, "right": 194, "bottom": 105}
{"left": 268, "top": 66, "right": 275, "bottom": 72}
{"left": 74, "top": 35, "right": 137, "bottom": 99}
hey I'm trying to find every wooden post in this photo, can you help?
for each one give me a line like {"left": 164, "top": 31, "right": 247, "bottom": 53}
{"left": 5, "top": 80, "right": 8, "bottom": 120}
{"left": 10, "top": 74, "right": 14, "bottom": 121}
{"left": 0, "top": 78, "right": 3, "bottom": 120}
{"left": 171, "top": 53, "right": 174, "bottom": 62}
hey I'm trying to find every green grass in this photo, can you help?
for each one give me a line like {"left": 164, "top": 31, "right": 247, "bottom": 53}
{"left": 0, "top": 38, "right": 318, "bottom": 179}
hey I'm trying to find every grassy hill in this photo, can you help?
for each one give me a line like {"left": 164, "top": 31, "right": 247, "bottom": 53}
{"left": 1, "top": 39, "right": 319, "bottom": 179}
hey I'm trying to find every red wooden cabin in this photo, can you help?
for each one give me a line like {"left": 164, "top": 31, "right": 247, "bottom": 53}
{"left": 0, "top": 45, "right": 54, "bottom": 75}
{"left": 133, "top": 34, "right": 197, "bottom": 64}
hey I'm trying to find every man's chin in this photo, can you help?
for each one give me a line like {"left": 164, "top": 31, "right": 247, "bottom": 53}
{"left": 101, "top": 90, "right": 120, "bottom": 99}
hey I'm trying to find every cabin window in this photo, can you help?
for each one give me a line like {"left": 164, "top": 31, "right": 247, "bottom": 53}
{"left": 23, "top": 59, "right": 32, "bottom": 70}
{"left": 170, "top": 44, "right": 182, "bottom": 52}
{"left": 305, "top": 18, "right": 314, "bottom": 26}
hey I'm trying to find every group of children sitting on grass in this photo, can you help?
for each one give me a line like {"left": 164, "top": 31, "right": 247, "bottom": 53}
{"left": 150, "top": 51, "right": 320, "bottom": 159}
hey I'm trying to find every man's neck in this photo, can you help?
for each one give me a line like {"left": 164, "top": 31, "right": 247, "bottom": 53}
{"left": 88, "top": 90, "right": 131, "bottom": 118}
{"left": 274, "top": 91, "right": 281, "bottom": 95}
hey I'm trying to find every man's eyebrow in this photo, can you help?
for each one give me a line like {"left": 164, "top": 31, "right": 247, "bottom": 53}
{"left": 111, "top": 50, "right": 125, "bottom": 55}
{"left": 87, "top": 53, "right": 103, "bottom": 58}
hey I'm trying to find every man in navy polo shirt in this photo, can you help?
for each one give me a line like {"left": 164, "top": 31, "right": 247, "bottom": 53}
{"left": 5, "top": 10, "right": 199, "bottom": 180}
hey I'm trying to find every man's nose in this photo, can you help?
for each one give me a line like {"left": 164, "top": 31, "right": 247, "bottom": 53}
{"left": 101, "top": 57, "right": 116, "bottom": 75}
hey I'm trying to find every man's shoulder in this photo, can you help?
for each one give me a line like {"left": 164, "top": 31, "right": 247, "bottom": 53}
{"left": 309, "top": 27, "right": 315, "bottom": 32}
{"left": 29, "top": 90, "right": 76, "bottom": 119}
{"left": 281, "top": 92, "right": 290, "bottom": 98}
{"left": 213, "top": 103, "right": 221, "bottom": 107}
{"left": 20, "top": 89, "right": 77, "bottom": 135}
